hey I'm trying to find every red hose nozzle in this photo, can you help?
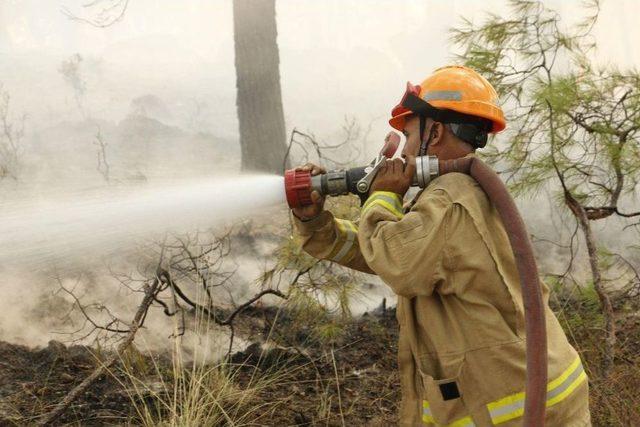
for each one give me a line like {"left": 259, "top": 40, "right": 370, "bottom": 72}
{"left": 285, "top": 169, "right": 313, "bottom": 209}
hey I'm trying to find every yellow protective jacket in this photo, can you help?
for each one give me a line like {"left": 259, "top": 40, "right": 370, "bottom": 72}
{"left": 293, "top": 171, "right": 591, "bottom": 426}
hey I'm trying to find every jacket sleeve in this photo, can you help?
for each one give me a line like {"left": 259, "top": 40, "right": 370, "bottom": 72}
{"left": 357, "top": 190, "right": 453, "bottom": 297}
{"left": 292, "top": 210, "right": 375, "bottom": 274}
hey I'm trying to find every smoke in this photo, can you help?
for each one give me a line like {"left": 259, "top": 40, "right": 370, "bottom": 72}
{"left": 0, "top": 262, "right": 249, "bottom": 363}
{"left": 0, "top": 0, "right": 637, "bottom": 354}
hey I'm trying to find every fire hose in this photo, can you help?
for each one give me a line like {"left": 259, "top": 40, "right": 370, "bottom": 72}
{"left": 284, "top": 132, "right": 548, "bottom": 426}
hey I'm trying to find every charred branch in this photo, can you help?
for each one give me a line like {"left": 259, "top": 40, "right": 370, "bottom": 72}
{"left": 37, "top": 274, "right": 161, "bottom": 426}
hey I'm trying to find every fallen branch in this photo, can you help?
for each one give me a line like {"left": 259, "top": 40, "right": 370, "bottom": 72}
{"left": 37, "top": 276, "right": 161, "bottom": 426}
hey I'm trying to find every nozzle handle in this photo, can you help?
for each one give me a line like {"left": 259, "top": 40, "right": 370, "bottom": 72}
{"left": 380, "top": 131, "right": 401, "bottom": 158}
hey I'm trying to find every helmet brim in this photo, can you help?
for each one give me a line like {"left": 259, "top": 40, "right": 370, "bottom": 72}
{"left": 389, "top": 110, "right": 413, "bottom": 131}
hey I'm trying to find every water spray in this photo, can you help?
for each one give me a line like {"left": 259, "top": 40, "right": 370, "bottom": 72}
{"left": 283, "top": 131, "right": 548, "bottom": 425}
{"left": 0, "top": 175, "right": 286, "bottom": 268}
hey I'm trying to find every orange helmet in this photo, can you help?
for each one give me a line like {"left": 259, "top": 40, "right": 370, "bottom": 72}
{"left": 389, "top": 66, "right": 506, "bottom": 135}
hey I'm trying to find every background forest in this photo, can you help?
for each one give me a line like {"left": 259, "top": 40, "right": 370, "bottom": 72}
{"left": 0, "top": 0, "right": 638, "bottom": 426}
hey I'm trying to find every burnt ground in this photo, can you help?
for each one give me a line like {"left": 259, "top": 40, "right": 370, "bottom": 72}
{"left": 230, "top": 310, "right": 401, "bottom": 426}
{"left": 0, "top": 301, "right": 638, "bottom": 426}
{"left": 0, "top": 340, "right": 137, "bottom": 425}
{"left": 0, "top": 308, "right": 400, "bottom": 426}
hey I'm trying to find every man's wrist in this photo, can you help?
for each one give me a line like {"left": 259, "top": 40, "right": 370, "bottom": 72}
{"left": 292, "top": 210, "right": 333, "bottom": 232}
{"left": 292, "top": 210, "right": 322, "bottom": 222}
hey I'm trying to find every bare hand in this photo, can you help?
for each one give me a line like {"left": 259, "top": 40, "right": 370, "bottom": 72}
{"left": 370, "top": 155, "right": 416, "bottom": 197}
{"left": 292, "top": 162, "right": 326, "bottom": 221}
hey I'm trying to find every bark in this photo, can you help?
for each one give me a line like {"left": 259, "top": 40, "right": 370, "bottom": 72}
{"left": 565, "top": 193, "right": 616, "bottom": 377}
{"left": 233, "top": 0, "right": 288, "bottom": 174}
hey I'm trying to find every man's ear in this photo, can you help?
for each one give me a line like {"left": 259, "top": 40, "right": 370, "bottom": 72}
{"left": 426, "top": 122, "right": 444, "bottom": 147}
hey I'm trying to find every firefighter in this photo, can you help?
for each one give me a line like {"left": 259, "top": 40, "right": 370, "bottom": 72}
{"left": 291, "top": 66, "right": 591, "bottom": 426}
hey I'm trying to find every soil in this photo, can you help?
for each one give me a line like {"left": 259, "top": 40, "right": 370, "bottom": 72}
{"left": 0, "top": 340, "right": 137, "bottom": 425}
{"left": 0, "top": 308, "right": 400, "bottom": 426}
{"left": 1, "top": 301, "right": 638, "bottom": 426}
{"left": 231, "top": 310, "right": 400, "bottom": 426}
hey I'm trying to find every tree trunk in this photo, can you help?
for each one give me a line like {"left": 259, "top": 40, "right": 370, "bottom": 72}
{"left": 566, "top": 194, "right": 616, "bottom": 377}
{"left": 233, "top": 0, "right": 288, "bottom": 174}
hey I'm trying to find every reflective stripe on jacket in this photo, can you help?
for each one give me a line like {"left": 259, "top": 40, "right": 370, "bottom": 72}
{"left": 293, "top": 171, "right": 591, "bottom": 426}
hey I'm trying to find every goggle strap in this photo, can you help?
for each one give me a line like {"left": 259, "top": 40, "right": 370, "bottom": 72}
{"left": 402, "top": 93, "right": 492, "bottom": 132}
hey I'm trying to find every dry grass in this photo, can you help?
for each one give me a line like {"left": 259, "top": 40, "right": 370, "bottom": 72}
{"left": 110, "top": 301, "right": 399, "bottom": 426}
{"left": 113, "top": 307, "right": 289, "bottom": 427}
{"left": 122, "top": 360, "right": 284, "bottom": 426}
{"left": 112, "top": 277, "right": 640, "bottom": 426}
{"left": 552, "top": 283, "right": 640, "bottom": 426}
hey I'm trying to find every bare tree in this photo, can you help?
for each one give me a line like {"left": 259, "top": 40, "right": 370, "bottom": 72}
{"left": 283, "top": 116, "right": 363, "bottom": 171}
{"left": 38, "top": 273, "right": 161, "bottom": 426}
{"left": 59, "top": 54, "right": 87, "bottom": 119}
{"left": 56, "top": 231, "right": 287, "bottom": 354}
{"left": 0, "top": 84, "right": 25, "bottom": 180}
{"left": 188, "top": 98, "right": 208, "bottom": 131}
{"left": 61, "top": 0, "right": 130, "bottom": 28}
{"left": 94, "top": 127, "right": 111, "bottom": 182}
{"left": 233, "top": 0, "right": 288, "bottom": 173}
